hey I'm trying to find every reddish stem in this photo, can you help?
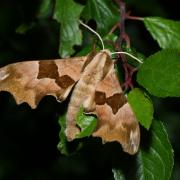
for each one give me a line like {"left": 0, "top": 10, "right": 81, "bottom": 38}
{"left": 108, "top": 22, "right": 120, "bottom": 35}
{"left": 126, "top": 15, "right": 144, "bottom": 21}
{"left": 114, "top": 0, "right": 139, "bottom": 90}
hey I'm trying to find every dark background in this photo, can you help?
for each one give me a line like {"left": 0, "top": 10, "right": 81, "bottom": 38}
{"left": 0, "top": 0, "right": 180, "bottom": 179}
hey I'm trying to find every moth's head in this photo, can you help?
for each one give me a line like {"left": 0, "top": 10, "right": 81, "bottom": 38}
{"left": 100, "top": 49, "right": 111, "bottom": 58}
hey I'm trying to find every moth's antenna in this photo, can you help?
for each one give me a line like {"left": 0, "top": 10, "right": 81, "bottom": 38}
{"left": 79, "top": 20, "right": 105, "bottom": 50}
{"left": 79, "top": 20, "right": 143, "bottom": 64}
{"left": 111, "top": 51, "right": 143, "bottom": 64}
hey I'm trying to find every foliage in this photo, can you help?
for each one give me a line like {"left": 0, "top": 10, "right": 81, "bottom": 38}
{"left": 81, "top": 0, "right": 119, "bottom": 35}
{"left": 75, "top": 107, "right": 97, "bottom": 139}
{"left": 136, "top": 120, "right": 174, "bottom": 180}
{"left": 0, "top": 0, "right": 180, "bottom": 180}
{"left": 53, "top": 0, "right": 84, "bottom": 57}
{"left": 143, "top": 17, "right": 180, "bottom": 50}
{"left": 128, "top": 88, "right": 153, "bottom": 129}
{"left": 137, "top": 50, "right": 180, "bottom": 97}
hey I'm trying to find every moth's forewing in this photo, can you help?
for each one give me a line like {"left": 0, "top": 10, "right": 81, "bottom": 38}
{"left": 0, "top": 57, "right": 86, "bottom": 108}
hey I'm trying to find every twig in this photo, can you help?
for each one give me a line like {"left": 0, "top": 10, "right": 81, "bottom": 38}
{"left": 114, "top": 0, "right": 139, "bottom": 90}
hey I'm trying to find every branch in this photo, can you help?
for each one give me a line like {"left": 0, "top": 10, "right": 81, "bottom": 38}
{"left": 114, "top": 0, "right": 138, "bottom": 90}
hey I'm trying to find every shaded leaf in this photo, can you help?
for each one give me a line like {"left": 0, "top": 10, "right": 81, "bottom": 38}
{"left": 16, "top": 23, "right": 35, "bottom": 34}
{"left": 112, "top": 168, "right": 126, "bottom": 180}
{"left": 137, "top": 49, "right": 180, "bottom": 97}
{"left": 75, "top": 107, "right": 97, "bottom": 139}
{"left": 128, "top": 88, "right": 154, "bottom": 129}
{"left": 76, "top": 45, "right": 94, "bottom": 56}
{"left": 144, "top": 17, "right": 180, "bottom": 50}
{"left": 137, "top": 120, "right": 174, "bottom": 180}
{"left": 57, "top": 114, "right": 82, "bottom": 155}
{"left": 57, "top": 114, "right": 70, "bottom": 155}
{"left": 82, "top": 0, "right": 119, "bottom": 35}
{"left": 37, "top": 0, "right": 53, "bottom": 19}
{"left": 103, "top": 33, "right": 117, "bottom": 53}
{"left": 53, "top": 0, "right": 84, "bottom": 57}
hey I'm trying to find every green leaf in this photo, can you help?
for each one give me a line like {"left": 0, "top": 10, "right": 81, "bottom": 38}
{"left": 53, "top": 0, "right": 84, "bottom": 57}
{"left": 144, "top": 17, "right": 180, "bottom": 50}
{"left": 37, "top": 0, "right": 53, "bottom": 19}
{"left": 82, "top": 0, "right": 119, "bottom": 35}
{"left": 112, "top": 169, "right": 126, "bottom": 180}
{"left": 57, "top": 114, "right": 69, "bottom": 155}
{"left": 137, "top": 120, "right": 174, "bottom": 180}
{"left": 103, "top": 33, "right": 117, "bottom": 53}
{"left": 128, "top": 88, "right": 154, "bottom": 129}
{"left": 16, "top": 23, "right": 35, "bottom": 34}
{"left": 75, "top": 107, "right": 97, "bottom": 139}
{"left": 137, "top": 49, "right": 180, "bottom": 97}
{"left": 76, "top": 45, "right": 94, "bottom": 56}
{"left": 57, "top": 114, "right": 82, "bottom": 155}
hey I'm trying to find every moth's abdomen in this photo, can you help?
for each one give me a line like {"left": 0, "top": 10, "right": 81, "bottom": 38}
{"left": 65, "top": 50, "right": 112, "bottom": 141}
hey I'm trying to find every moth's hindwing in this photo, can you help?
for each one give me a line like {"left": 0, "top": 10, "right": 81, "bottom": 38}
{"left": 93, "top": 66, "right": 140, "bottom": 154}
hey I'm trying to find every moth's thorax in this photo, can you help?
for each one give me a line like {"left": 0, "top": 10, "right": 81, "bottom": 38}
{"left": 70, "top": 50, "right": 113, "bottom": 100}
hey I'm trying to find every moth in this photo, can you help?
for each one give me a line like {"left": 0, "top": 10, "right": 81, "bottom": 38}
{"left": 0, "top": 49, "right": 140, "bottom": 154}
